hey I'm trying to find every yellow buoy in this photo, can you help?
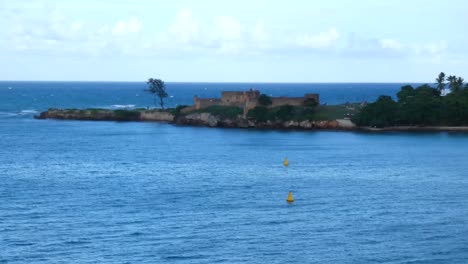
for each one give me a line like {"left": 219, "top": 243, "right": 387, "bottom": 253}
{"left": 286, "top": 191, "right": 294, "bottom": 203}
{"left": 283, "top": 158, "right": 289, "bottom": 167}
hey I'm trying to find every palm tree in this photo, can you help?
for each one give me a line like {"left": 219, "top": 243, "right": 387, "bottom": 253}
{"left": 435, "top": 72, "right": 446, "bottom": 95}
{"left": 456, "top": 77, "right": 464, "bottom": 91}
{"left": 447, "top": 75, "right": 460, "bottom": 93}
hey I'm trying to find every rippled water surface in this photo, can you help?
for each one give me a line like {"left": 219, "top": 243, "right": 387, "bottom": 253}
{"left": 1, "top": 82, "right": 468, "bottom": 263}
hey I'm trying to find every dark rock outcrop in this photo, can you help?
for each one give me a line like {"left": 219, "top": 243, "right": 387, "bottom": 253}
{"left": 35, "top": 109, "right": 174, "bottom": 122}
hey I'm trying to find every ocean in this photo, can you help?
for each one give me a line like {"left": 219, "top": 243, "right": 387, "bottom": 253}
{"left": 1, "top": 82, "right": 468, "bottom": 263}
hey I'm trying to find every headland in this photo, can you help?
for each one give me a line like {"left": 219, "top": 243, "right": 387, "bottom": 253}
{"left": 35, "top": 83, "right": 468, "bottom": 132}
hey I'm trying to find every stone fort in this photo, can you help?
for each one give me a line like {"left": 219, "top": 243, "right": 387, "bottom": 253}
{"left": 190, "top": 89, "right": 319, "bottom": 116}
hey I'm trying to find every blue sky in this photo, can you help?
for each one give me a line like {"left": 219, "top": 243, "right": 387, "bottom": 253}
{"left": 1, "top": 0, "right": 467, "bottom": 82}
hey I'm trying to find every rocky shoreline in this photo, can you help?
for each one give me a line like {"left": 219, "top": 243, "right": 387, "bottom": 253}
{"left": 34, "top": 108, "right": 356, "bottom": 130}
{"left": 35, "top": 108, "right": 468, "bottom": 132}
{"left": 177, "top": 112, "right": 354, "bottom": 130}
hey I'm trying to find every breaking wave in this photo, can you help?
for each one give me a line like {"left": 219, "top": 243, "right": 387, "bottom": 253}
{"left": 0, "top": 109, "right": 39, "bottom": 118}
{"left": 110, "top": 104, "right": 136, "bottom": 109}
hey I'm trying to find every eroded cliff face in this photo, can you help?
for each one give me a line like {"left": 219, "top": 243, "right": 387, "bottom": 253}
{"left": 176, "top": 113, "right": 246, "bottom": 128}
{"left": 140, "top": 111, "right": 174, "bottom": 121}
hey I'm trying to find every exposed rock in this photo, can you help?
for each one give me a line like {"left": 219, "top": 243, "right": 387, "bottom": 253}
{"left": 140, "top": 111, "right": 174, "bottom": 122}
{"left": 336, "top": 119, "right": 356, "bottom": 129}
{"left": 283, "top": 120, "right": 299, "bottom": 128}
{"left": 237, "top": 119, "right": 249, "bottom": 128}
{"left": 299, "top": 120, "right": 312, "bottom": 129}
{"left": 314, "top": 120, "right": 339, "bottom": 129}
{"left": 328, "top": 120, "right": 339, "bottom": 129}
{"left": 177, "top": 112, "right": 220, "bottom": 127}
{"left": 207, "top": 114, "right": 219, "bottom": 127}
{"left": 219, "top": 118, "right": 237, "bottom": 128}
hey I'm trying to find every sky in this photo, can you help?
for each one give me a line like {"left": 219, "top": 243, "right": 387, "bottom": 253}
{"left": 1, "top": 0, "right": 467, "bottom": 82}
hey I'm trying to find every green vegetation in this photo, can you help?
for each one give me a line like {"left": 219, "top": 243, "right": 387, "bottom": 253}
{"left": 247, "top": 103, "right": 352, "bottom": 122}
{"left": 313, "top": 104, "right": 362, "bottom": 120}
{"left": 247, "top": 106, "right": 270, "bottom": 121}
{"left": 195, "top": 105, "right": 243, "bottom": 119}
{"left": 353, "top": 72, "right": 468, "bottom": 127}
{"left": 257, "top": 94, "right": 273, "bottom": 106}
{"left": 447, "top": 75, "right": 465, "bottom": 93}
{"left": 248, "top": 105, "right": 310, "bottom": 122}
{"left": 276, "top": 105, "right": 295, "bottom": 120}
{"left": 114, "top": 109, "right": 141, "bottom": 121}
{"left": 436, "top": 72, "right": 446, "bottom": 94}
{"left": 88, "top": 108, "right": 106, "bottom": 116}
{"left": 171, "top": 105, "right": 189, "bottom": 118}
{"left": 304, "top": 97, "right": 318, "bottom": 107}
{"left": 146, "top": 78, "right": 168, "bottom": 109}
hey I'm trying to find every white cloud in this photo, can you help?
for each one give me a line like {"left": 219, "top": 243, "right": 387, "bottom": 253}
{"left": 343, "top": 33, "right": 448, "bottom": 59}
{"left": 168, "top": 9, "right": 200, "bottom": 44}
{"left": 413, "top": 41, "right": 447, "bottom": 56}
{"left": 112, "top": 17, "right": 141, "bottom": 36}
{"left": 153, "top": 9, "right": 246, "bottom": 54}
{"left": 3, "top": 6, "right": 452, "bottom": 62}
{"left": 251, "top": 19, "right": 268, "bottom": 43}
{"left": 71, "top": 21, "right": 83, "bottom": 32}
{"left": 380, "top": 38, "right": 403, "bottom": 50}
{"left": 212, "top": 15, "right": 242, "bottom": 41}
{"left": 298, "top": 28, "right": 339, "bottom": 48}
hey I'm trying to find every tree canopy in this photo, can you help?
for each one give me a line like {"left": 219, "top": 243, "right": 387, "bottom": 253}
{"left": 257, "top": 94, "right": 273, "bottom": 106}
{"left": 146, "top": 78, "right": 168, "bottom": 109}
{"left": 353, "top": 73, "right": 467, "bottom": 127}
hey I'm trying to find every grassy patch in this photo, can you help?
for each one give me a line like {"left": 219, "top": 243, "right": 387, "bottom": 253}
{"left": 247, "top": 103, "right": 363, "bottom": 122}
{"left": 169, "top": 105, "right": 189, "bottom": 117}
{"left": 195, "top": 106, "right": 243, "bottom": 119}
{"left": 311, "top": 104, "right": 361, "bottom": 120}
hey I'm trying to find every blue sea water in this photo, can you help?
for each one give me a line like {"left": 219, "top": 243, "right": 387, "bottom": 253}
{"left": 1, "top": 82, "right": 468, "bottom": 263}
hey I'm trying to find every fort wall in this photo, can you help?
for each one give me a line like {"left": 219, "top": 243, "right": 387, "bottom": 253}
{"left": 271, "top": 97, "right": 306, "bottom": 107}
{"left": 193, "top": 90, "right": 319, "bottom": 117}
{"left": 194, "top": 96, "right": 222, "bottom": 109}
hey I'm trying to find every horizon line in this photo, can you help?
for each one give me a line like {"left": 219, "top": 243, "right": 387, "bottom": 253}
{"left": 0, "top": 80, "right": 433, "bottom": 84}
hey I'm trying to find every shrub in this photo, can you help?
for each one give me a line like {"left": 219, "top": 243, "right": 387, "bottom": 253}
{"left": 247, "top": 106, "right": 269, "bottom": 122}
{"left": 114, "top": 110, "right": 141, "bottom": 121}
{"left": 304, "top": 98, "right": 318, "bottom": 107}
{"left": 171, "top": 105, "right": 189, "bottom": 117}
{"left": 199, "top": 106, "right": 243, "bottom": 119}
{"left": 258, "top": 94, "right": 272, "bottom": 106}
{"left": 276, "top": 105, "right": 295, "bottom": 121}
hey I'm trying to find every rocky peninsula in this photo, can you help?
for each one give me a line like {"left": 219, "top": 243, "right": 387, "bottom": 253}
{"left": 35, "top": 89, "right": 360, "bottom": 130}
{"left": 34, "top": 107, "right": 357, "bottom": 130}
{"left": 35, "top": 77, "right": 468, "bottom": 132}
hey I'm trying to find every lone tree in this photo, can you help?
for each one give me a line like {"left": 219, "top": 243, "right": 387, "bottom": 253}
{"left": 146, "top": 78, "right": 168, "bottom": 109}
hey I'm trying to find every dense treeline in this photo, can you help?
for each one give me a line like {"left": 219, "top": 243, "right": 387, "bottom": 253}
{"left": 353, "top": 73, "right": 468, "bottom": 127}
